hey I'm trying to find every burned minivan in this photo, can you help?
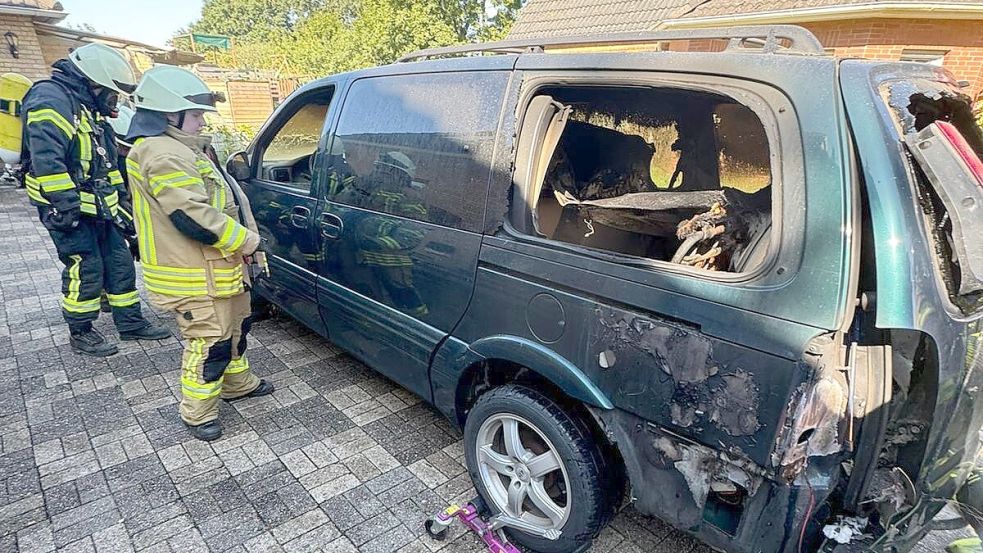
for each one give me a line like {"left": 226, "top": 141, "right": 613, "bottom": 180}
{"left": 227, "top": 26, "right": 983, "bottom": 552}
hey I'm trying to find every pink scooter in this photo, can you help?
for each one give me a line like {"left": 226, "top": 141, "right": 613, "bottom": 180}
{"left": 425, "top": 498, "right": 562, "bottom": 553}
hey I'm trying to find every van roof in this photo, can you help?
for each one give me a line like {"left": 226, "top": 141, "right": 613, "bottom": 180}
{"left": 396, "top": 24, "right": 825, "bottom": 62}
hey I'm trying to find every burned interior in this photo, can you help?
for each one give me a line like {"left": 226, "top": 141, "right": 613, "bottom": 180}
{"left": 519, "top": 85, "right": 773, "bottom": 273}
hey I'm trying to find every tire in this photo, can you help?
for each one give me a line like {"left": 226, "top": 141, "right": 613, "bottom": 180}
{"left": 463, "top": 384, "right": 613, "bottom": 553}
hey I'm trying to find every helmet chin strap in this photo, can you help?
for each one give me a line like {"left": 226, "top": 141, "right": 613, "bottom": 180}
{"left": 170, "top": 111, "right": 186, "bottom": 130}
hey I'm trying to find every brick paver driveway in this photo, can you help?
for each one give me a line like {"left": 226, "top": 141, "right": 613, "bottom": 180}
{"left": 0, "top": 185, "right": 717, "bottom": 553}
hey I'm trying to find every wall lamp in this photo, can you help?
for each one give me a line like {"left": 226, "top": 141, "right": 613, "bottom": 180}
{"left": 4, "top": 31, "right": 18, "bottom": 59}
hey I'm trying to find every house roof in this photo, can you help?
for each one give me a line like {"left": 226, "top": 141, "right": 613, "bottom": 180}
{"left": 509, "top": 0, "right": 694, "bottom": 38}
{"left": 509, "top": 0, "right": 983, "bottom": 37}
{"left": 0, "top": 0, "right": 65, "bottom": 22}
{"left": 33, "top": 22, "right": 204, "bottom": 66}
{"left": 0, "top": 0, "right": 62, "bottom": 9}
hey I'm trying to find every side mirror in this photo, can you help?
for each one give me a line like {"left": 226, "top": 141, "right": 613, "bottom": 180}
{"left": 227, "top": 151, "right": 251, "bottom": 181}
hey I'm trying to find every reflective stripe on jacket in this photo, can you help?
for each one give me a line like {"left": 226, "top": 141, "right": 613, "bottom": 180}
{"left": 21, "top": 79, "right": 123, "bottom": 219}
{"left": 127, "top": 126, "right": 260, "bottom": 299}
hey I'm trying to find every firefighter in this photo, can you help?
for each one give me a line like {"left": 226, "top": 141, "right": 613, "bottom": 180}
{"left": 349, "top": 151, "right": 429, "bottom": 317}
{"left": 126, "top": 65, "right": 273, "bottom": 441}
{"left": 106, "top": 103, "right": 135, "bottom": 177}
{"left": 21, "top": 43, "right": 170, "bottom": 357}
{"left": 105, "top": 103, "right": 140, "bottom": 261}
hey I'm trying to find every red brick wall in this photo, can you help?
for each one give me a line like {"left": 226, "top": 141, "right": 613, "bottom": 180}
{"left": 0, "top": 14, "right": 50, "bottom": 81}
{"left": 803, "top": 18, "right": 983, "bottom": 96}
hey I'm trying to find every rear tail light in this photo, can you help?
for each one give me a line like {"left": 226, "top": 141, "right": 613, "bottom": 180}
{"left": 934, "top": 121, "right": 983, "bottom": 186}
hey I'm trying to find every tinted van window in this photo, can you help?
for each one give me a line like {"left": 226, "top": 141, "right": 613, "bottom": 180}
{"left": 328, "top": 72, "right": 508, "bottom": 232}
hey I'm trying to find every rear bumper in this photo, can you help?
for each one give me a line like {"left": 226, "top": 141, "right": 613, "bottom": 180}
{"left": 590, "top": 407, "right": 833, "bottom": 553}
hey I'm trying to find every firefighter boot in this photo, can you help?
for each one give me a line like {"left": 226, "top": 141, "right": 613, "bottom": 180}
{"left": 70, "top": 328, "right": 118, "bottom": 357}
{"left": 184, "top": 420, "right": 222, "bottom": 442}
{"left": 224, "top": 378, "right": 275, "bottom": 401}
{"left": 119, "top": 322, "right": 171, "bottom": 341}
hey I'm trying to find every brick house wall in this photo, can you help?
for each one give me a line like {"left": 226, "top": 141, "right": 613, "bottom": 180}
{"left": 0, "top": 14, "right": 50, "bottom": 80}
{"left": 803, "top": 18, "right": 983, "bottom": 96}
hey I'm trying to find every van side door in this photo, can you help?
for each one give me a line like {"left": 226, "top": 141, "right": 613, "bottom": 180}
{"left": 244, "top": 85, "right": 336, "bottom": 333}
{"left": 315, "top": 70, "right": 510, "bottom": 400}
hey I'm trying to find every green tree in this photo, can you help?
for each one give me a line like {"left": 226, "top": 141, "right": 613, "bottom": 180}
{"left": 479, "top": 0, "right": 523, "bottom": 41}
{"left": 173, "top": 0, "right": 524, "bottom": 77}
{"left": 333, "top": 0, "right": 459, "bottom": 71}
{"left": 190, "top": 0, "right": 325, "bottom": 39}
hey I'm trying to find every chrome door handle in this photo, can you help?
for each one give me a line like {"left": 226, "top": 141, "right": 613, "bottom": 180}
{"left": 319, "top": 213, "right": 343, "bottom": 239}
{"left": 290, "top": 206, "right": 311, "bottom": 228}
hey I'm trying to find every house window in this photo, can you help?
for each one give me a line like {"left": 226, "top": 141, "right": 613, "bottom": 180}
{"left": 515, "top": 85, "right": 773, "bottom": 273}
{"left": 900, "top": 49, "right": 948, "bottom": 66}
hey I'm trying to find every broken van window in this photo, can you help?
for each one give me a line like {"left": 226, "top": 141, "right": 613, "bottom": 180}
{"left": 522, "top": 86, "right": 772, "bottom": 273}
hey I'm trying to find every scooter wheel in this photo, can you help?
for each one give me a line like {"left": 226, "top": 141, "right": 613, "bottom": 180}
{"left": 424, "top": 518, "right": 447, "bottom": 541}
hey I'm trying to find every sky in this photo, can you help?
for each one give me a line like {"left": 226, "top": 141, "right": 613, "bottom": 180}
{"left": 58, "top": 0, "right": 205, "bottom": 48}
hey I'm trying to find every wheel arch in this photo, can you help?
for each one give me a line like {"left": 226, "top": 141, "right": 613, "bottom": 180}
{"left": 453, "top": 335, "right": 614, "bottom": 427}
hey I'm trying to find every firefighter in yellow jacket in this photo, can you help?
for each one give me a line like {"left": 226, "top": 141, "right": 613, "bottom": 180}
{"left": 126, "top": 66, "right": 273, "bottom": 441}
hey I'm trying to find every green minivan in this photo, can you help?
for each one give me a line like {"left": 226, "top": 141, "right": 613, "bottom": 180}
{"left": 229, "top": 25, "right": 983, "bottom": 552}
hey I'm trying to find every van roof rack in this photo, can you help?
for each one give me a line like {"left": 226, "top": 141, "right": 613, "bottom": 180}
{"left": 397, "top": 25, "right": 824, "bottom": 63}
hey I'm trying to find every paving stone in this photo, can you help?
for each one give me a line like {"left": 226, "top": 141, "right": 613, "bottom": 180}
{"left": 281, "top": 522, "right": 341, "bottom": 553}
{"left": 408, "top": 459, "right": 450, "bottom": 488}
{"left": 199, "top": 505, "right": 266, "bottom": 552}
{"left": 129, "top": 513, "right": 191, "bottom": 551}
{"left": 320, "top": 496, "right": 364, "bottom": 531}
{"left": 310, "top": 473, "right": 361, "bottom": 504}
{"left": 16, "top": 522, "right": 54, "bottom": 553}
{"left": 43, "top": 481, "right": 80, "bottom": 515}
{"left": 217, "top": 447, "right": 255, "bottom": 476}
{"left": 347, "top": 511, "right": 400, "bottom": 546}
{"left": 271, "top": 508, "right": 329, "bottom": 544}
{"left": 300, "top": 441, "right": 338, "bottom": 468}
{"left": 74, "top": 472, "right": 111, "bottom": 503}
{"left": 122, "top": 500, "right": 186, "bottom": 534}
{"left": 91, "top": 523, "right": 134, "bottom": 553}
{"left": 157, "top": 444, "right": 191, "bottom": 472}
{"left": 94, "top": 442, "right": 127, "bottom": 468}
{"left": 166, "top": 528, "right": 209, "bottom": 553}
{"left": 244, "top": 532, "right": 285, "bottom": 553}
{"left": 360, "top": 525, "right": 416, "bottom": 553}
{"left": 32, "top": 439, "right": 63, "bottom": 465}
{"left": 281, "top": 449, "right": 317, "bottom": 478}
{"left": 321, "top": 536, "right": 359, "bottom": 553}
{"left": 58, "top": 537, "right": 96, "bottom": 553}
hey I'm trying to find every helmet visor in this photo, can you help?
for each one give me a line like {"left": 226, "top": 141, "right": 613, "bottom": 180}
{"left": 184, "top": 91, "right": 226, "bottom": 108}
{"left": 114, "top": 80, "right": 137, "bottom": 94}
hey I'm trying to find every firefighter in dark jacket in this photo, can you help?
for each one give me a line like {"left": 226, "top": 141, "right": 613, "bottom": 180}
{"left": 21, "top": 43, "right": 169, "bottom": 357}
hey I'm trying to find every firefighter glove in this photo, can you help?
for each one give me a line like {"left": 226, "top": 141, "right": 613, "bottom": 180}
{"left": 45, "top": 206, "right": 81, "bottom": 232}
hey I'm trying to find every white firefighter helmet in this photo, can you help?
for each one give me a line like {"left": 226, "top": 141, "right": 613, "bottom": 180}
{"left": 107, "top": 104, "right": 135, "bottom": 137}
{"left": 133, "top": 65, "right": 223, "bottom": 113}
{"left": 68, "top": 43, "right": 136, "bottom": 94}
{"left": 375, "top": 151, "right": 416, "bottom": 179}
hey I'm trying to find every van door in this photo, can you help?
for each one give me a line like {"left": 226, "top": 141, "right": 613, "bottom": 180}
{"left": 244, "top": 86, "right": 335, "bottom": 333}
{"left": 315, "top": 71, "right": 510, "bottom": 400}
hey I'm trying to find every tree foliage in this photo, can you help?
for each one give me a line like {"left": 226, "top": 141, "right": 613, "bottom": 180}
{"left": 174, "top": 0, "right": 524, "bottom": 77}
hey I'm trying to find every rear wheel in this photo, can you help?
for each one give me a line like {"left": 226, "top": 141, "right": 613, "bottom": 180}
{"left": 463, "top": 384, "right": 613, "bottom": 553}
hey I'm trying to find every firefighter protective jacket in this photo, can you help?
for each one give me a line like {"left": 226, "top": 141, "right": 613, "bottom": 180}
{"left": 21, "top": 60, "right": 126, "bottom": 220}
{"left": 126, "top": 125, "right": 260, "bottom": 299}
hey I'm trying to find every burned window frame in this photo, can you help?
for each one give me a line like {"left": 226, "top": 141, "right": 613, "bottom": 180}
{"left": 507, "top": 74, "right": 787, "bottom": 281}
{"left": 881, "top": 77, "right": 983, "bottom": 315}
